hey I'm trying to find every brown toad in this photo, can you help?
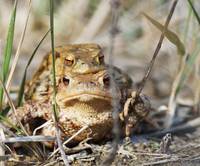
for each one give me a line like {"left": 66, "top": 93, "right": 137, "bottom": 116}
{"left": 9, "top": 43, "right": 150, "bottom": 146}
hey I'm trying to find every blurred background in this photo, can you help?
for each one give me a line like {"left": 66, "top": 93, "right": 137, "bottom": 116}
{"left": 0, "top": 0, "right": 199, "bottom": 110}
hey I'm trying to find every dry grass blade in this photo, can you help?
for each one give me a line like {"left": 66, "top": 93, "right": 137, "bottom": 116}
{"left": 187, "top": 0, "right": 200, "bottom": 25}
{"left": 179, "top": 46, "right": 200, "bottom": 91}
{"left": 167, "top": 56, "right": 186, "bottom": 128}
{"left": 0, "top": 123, "right": 15, "bottom": 138}
{"left": 0, "top": 79, "right": 28, "bottom": 136}
{"left": 33, "top": 120, "right": 53, "bottom": 136}
{"left": 142, "top": 12, "right": 185, "bottom": 56}
{"left": 183, "top": 5, "right": 192, "bottom": 45}
{"left": 166, "top": 3, "right": 200, "bottom": 127}
{"left": 17, "top": 29, "right": 50, "bottom": 106}
{"left": 0, "top": 115, "right": 22, "bottom": 133}
{"left": 194, "top": 60, "right": 200, "bottom": 112}
{"left": 167, "top": 45, "right": 200, "bottom": 127}
{"left": 49, "top": 0, "right": 69, "bottom": 165}
{"left": 0, "top": 82, "right": 44, "bottom": 158}
{"left": 0, "top": 0, "right": 18, "bottom": 108}
{"left": 49, "top": 125, "right": 88, "bottom": 159}
{"left": 0, "top": 108, "right": 46, "bottom": 161}
{"left": 136, "top": 0, "right": 179, "bottom": 97}
{"left": 5, "top": 0, "right": 32, "bottom": 100}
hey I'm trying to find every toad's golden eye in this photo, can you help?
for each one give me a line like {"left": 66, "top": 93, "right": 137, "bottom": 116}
{"left": 96, "top": 54, "right": 104, "bottom": 65}
{"left": 64, "top": 56, "right": 74, "bottom": 66}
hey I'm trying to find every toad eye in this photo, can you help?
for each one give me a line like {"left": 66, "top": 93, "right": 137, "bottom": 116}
{"left": 64, "top": 57, "right": 74, "bottom": 66}
{"left": 58, "top": 77, "right": 70, "bottom": 86}
{"left": 103, "top": 75, "right": 110, "bottom": 88}
{"left": 96, "top": 54, "right": 104, "bottom": 65}
{"left": 62, "top": 77, "right": 70, "bottom": 86}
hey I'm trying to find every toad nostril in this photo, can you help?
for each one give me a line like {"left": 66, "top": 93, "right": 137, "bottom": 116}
{"left": 62, "top": 77, "right": 70, "bottom": 86}
{"left": 103, "top": 75, "right": 110, "bottom": 87}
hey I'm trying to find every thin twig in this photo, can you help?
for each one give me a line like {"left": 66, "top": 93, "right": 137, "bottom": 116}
{"left": 136, "top": 0, "right": 179, "bottom": 97}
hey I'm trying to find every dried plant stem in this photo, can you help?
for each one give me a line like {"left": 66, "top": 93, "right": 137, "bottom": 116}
{"left": 166, "top": 56, "right": 186, "bottom": 127}
{"left": 194, "top": 59, "right": 200, "bottom": 113}
{"left": 49, "top": 0, "right": 69, "bottom": 165}
{"left": 0, "top": 84, "right": 44, "bottom": 158}
{"left": 49, "top": 125, "right": 88, "bottom": 159}
{"left": 5, "top": 0, "right": 32, "bottom": 102}
{"left": 0, "top": 122, "right": 43, "bottom": 161}
{"left": 17, "top": 29, "right": 50, "bottom": 106}
{"left": 0, "top": 79, "right": 28, "bottom": 136}
{"left": 136, "top": 0, "right": 179, "bottom": 97}
{"left": 183, "top": 4, "right": 192, "bottom": 45}
{"left": 33, "top": 120, "right": 53, "bottom": 136}
{"left": 0, "top": 122, "right": 17, "bottom": 137}
{"left": 187, "top": 0, "right": 200, "bottom": 25}
{"left": 194, "top": 81, "right": 200, "bottom": 113}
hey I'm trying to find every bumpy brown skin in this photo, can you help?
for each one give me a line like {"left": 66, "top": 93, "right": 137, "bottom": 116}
{"left": 9, "top": 43, "right": 150, "bottom": 147}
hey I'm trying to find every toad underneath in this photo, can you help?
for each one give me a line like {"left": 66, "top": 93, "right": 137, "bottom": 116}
{"left": 9, "top": 43, "right": 150, "bottom": 147}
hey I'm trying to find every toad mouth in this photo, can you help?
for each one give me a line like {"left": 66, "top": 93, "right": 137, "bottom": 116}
{"left": 58, "top": 92, "right": 113, "bottom": 103}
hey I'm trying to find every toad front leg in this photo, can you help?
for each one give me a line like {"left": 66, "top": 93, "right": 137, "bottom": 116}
{"left": 119, "top": 91, "right": 151, "bottom": 137}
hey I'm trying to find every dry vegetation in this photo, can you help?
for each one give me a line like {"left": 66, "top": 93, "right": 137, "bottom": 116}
{"left": 0, "top": 0, "right": 200, "bottom": 165}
